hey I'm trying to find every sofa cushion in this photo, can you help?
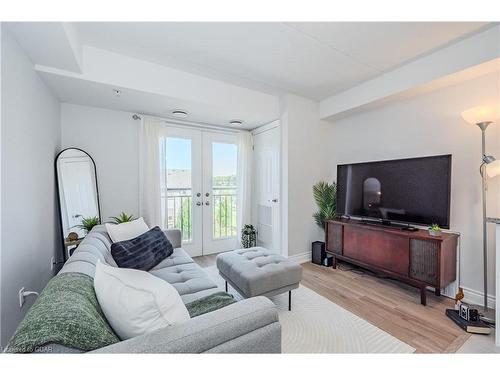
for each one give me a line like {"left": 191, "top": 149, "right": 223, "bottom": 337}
{"left": 111, "top": 226, "right": 173, "bottom": 271}
{"left": 6, "top": 272, "right": 119, "bottom": 353}
{"left": 105, "top": 217, "right": 149, "bottom": 243}
{"left": 94, "top": 261, "right": 190, "bottom": 340}
{"left": 150, "top": 248, "right": 195, "bottom": 270}
{"left": 149, "top": 263, "right": 219, "bottom": 301}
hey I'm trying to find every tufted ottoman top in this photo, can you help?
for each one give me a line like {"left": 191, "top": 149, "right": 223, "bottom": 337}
{"left": 216, "top": 247, "right": 302, "bottom": 297}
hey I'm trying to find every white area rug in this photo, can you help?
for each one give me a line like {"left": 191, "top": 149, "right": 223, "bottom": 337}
{"left": 205, "top": 266, "right": 415, "bottom": 353}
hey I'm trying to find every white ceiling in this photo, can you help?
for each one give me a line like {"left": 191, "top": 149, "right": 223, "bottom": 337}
{"left": 36, "top": 67, "right": 276, "bottom": 129}
{"left": 76, "top": 22, "right": 490, "bottom": 100}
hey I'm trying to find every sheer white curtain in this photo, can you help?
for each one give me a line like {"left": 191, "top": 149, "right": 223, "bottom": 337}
{"left": 138, "top": 117, "right": 163, "bottom": 227}
{"left": 237, "top": 131, "right": 253, "bottom": 234}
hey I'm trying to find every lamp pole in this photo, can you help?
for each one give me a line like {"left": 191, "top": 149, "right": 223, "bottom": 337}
{"left": 478, "top": 121, "right": 495, "bottom": 324}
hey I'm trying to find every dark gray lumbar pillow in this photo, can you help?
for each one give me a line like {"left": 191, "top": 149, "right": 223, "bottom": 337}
{"left": 111, "top": 226, "right": 173, "bottom": 271}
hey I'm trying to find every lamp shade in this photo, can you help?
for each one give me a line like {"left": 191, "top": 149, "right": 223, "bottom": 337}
{"left": 461, "top": 105, "right": 500, "bottom": 125}
{"left": 486, "top": 159, "right": 500, "bottom": 178}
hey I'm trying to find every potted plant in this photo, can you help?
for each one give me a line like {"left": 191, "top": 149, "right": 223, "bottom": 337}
{"left": 313, "top": 181, "right": 337, "bottom": 230}
{"left": 241, "top": 224, "right": 257, "bottom": 248}
{"left": 110, "top": 212, "right": 136, "bottom": 224}
{"left": 428, "top": 223, "right": 442, "bottom": 237}
{"left": 75, "top": 216, "right": 100, "bottom": 234}
{"left": 312, "top": 181, "right": 337, "bottom": 266}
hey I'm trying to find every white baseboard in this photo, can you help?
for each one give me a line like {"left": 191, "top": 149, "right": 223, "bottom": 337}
{"left": 436, "top": 282, "right": 495, "bottom": 307}
{"left": 460, "top": 286, "right": 496, "bottom": 307}
{"left": 287, "top": 251, "right": 311, "bottom": 264}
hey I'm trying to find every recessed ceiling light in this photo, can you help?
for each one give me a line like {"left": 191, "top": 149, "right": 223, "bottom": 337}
{"left": 229, "top": 119, "right": 243, "bottom": 126}
{"left": 113, "top": 89, "right": 121, "bottom": 97}
{"left": 171, "top": 110, "right": 189, "bottom": 118}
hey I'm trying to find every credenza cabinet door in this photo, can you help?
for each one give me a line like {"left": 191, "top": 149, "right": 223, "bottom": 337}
{"left": 343, "top": 226, "right": 409, "bottom": 276}
{"left": 409, "top": 239, "right": 439, "bottom": 285}
{"left": 326, "top": 221, "right": 343, "bottom": 254}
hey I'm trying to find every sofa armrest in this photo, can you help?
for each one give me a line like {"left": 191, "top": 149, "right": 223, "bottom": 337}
{"left": 163, "top": 229, "right": 182, "bottom": 249}
{"left": 92, "top": 296, "right": 281, "bottom": 353}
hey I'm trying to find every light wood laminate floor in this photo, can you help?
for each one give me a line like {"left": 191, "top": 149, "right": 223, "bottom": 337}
{"left": 193, "top": 255, "right": 470, "bottom": 353}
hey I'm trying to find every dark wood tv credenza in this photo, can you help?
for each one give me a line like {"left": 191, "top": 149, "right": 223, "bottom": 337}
{"left": 325, "top": 219, "right": 458, "bottom": 305}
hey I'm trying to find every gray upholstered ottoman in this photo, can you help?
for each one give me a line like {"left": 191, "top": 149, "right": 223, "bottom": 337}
{"left": 216, "top": 247, "right": 303, "bottom": 310}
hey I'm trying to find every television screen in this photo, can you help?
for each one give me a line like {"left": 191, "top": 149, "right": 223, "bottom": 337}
{"left": 336, "top": 155, "right": 451, "bottom": 228}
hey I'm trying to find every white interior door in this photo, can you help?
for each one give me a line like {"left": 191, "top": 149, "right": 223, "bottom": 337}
{"left": 253, "top": 125, "right": 281, "bottom": 253}
{"left": 160, "top": 127, "right": 203, "bottom": 257}
{"left": 160, "top": 127, "right": 239, "bottom": 256}
{"left": 202, "top": 132, "right": 240, "bottom": 254}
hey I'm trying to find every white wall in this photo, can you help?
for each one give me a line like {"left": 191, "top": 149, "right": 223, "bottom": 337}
{"left": 1, "top": 28, "right": 62, "bottom": 346}
{"left": 326, "top": 72, "right": 500, "bottom": 304}
{"left": 281, "top": 94, "right": 331, "bottom": 258}
{"left": 61, "top": 104, "right": 139, "bottom": 222}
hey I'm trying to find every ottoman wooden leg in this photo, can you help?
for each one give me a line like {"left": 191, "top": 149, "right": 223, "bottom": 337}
{"left": 225, "top": 280, "right": 228, "bottom": 292}
{"left": 288, "top": 290, "right": 291, "bottom": 311}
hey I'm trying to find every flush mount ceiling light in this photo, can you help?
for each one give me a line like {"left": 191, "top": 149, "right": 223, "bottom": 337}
{"left": 171, "top": 110, "right": 189, "bottom": 118}
{"left": 229, "top": 119, "right": 243, "bottom": 126}
{"left": 113, "top": 89, "right": 121, "bottom": 97}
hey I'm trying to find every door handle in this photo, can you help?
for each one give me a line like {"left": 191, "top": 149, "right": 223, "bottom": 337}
{"left": 205, "top": 201, "right": 210, "bottom": 206}
{"left": 196, "top": 192, "right": 201, "bottom": 197}
{"left": 196, "top": 202, "right": 202, "bottom": 206}
{"left": 205, "top": 192, "right": 210, "bottom": 197}
{"left": 271, "top": 199, "right": 279, "bottom": 203}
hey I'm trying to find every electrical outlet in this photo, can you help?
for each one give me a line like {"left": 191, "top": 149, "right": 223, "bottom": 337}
{"left": 18, "top": 288, "right": 39, "bottom": 308}
{"left": 19, "top": 287, "right": 25, "bottom": 308}
{"left": 50, "top": 256, "right": 55, "bottom": 271}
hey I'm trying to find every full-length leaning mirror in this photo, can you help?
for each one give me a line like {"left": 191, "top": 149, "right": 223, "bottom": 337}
{"left": 56, "top": 148, "right": 101, "bottom": 260}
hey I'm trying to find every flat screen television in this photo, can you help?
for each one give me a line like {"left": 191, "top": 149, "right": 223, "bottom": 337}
{"left": 336, "top": 155, "right": 451, "bottom": 228}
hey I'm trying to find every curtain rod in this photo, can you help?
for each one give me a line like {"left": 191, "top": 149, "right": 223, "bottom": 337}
{"left": 132, "top": 113, "right": 249, "bottom": 134}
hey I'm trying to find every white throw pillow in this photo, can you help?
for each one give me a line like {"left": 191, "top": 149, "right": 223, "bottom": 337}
{"left": 105, "top": 217, "right": 149, "bottom": 243}
{"left": 94, "top": 261, "right": 190, "bottom": 340}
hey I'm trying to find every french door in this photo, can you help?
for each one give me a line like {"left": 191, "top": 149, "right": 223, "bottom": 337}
{"left": 160, "top": 126, "right": 240, "bottom": 257}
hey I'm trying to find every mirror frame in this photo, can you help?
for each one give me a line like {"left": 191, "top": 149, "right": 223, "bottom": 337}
{"left": 55, "top": 147, "right": 101, "bottom": 261}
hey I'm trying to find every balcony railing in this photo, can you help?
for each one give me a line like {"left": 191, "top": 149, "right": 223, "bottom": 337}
{"left": 161, "top": 187, "right": 237, "bottom": 242}
{"left": 161, "top": 190, "right": 192, "bottom": 242}
{"left": 213, "top": 190, "right": 237, "bottom": 239}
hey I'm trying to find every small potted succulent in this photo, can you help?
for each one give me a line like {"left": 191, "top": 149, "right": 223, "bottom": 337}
{"left": 428, "top": 223, "right": 442, "bottom": 237}
{"left": 110, "top": 212, "right": 136, "bottom": 224}
{"left": 75, "top": 216, "right": 100, "bottom": 234}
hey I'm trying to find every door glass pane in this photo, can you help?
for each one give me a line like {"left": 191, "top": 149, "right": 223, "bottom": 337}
{"left": 160, "top": 137, "right": 193, "bottom": 242}
{"left": 212, "top": 142, "right": 238, "bottom": 239}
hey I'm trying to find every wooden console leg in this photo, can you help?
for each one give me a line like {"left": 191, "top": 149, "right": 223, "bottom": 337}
{"left": 225, "top": 280, "right": 228, "bottom": 292}
{"left": 420, "top": 287, "right": 427, "bottom": 306}
{"left": 435, "top": 288, "right": 441, "bottom": 297}
{"left": 332, "top": 256, "right": 337, "bottom": 269}
{"left": 288, "top": 290, "right": 291, "bottom": 311}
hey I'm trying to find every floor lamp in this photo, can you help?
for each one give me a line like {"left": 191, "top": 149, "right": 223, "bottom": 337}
{"left": 461, "top": 105, "right": 500, "bottom": 324}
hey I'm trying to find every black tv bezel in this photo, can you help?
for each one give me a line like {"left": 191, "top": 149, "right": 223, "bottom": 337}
{"left": 336, "top": 154, "right": 452, "bottom": 229}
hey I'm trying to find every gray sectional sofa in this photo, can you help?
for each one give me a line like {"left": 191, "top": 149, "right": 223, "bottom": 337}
{"left": 44, "top": 225, "right": 281, "bottom": 353}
